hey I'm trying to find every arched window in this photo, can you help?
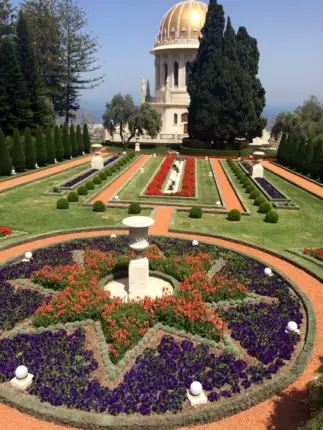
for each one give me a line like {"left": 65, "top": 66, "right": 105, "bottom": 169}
{"left": 174, "top": 113, "right": 178, "bottom": 125}
{"left": 174, "top": 62, "right": 179, "bottom": 87}
{"left": 181, "top": 112, "right": 188, "bottom": 123}
{"left": 164, "top": 63, "right": 168, "bottom": 86}
{"left": 185, "top": 62, "right": 191, "bottom": 86}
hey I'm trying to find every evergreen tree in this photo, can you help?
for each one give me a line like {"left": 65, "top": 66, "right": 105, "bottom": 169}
{"left": 45, "top": 126, "right": 55, "bottom": 164}
{"left": 62, "top": 124, "right": 71, "bottom": 158}
{"left": 303, "top": 138, "right": 314, "bottom": 176}
{"left": 187, "top": 0, "right": 225, "bottom": 144}
{"left": 284, "top": 133, "right": 295, "bottom": 167}
{"left": 290, "top": 135, "right": 299, "bottom": 169}
{"left": 0, "top": 128, "right": 12, "bottom": 175}
{"left": 295, "top": 135, "right": 306, "bottom": 172}
{"left": 83, "top": 124, "right": 90, "bottom": 153}
{"left": 35, "top": 127, "right": 47, "bottom": 166}
{"left": 0, "top": 37, "right": 33, "bottom": 134}
{"left": 24, "top": 127, "right": 36, "bottom": 169}
{"left": 0, "top": 0, "right": 15, "bottom": 37}
{"left": 236, "top": 27, "right": 267, "bottom": 139}
{"left": 277, "top": 133, "right": 287, "bottom": 164}
{"left": 76, "top": 124, "right": 83, "bottom": 154}
{"left": 54, "top": 125, "right": 64, "bottom": 161}
{"left": 311, "top": 135, "right": 323, "bottom": 179}
{"left": 146, "top": 80, "right": 151, "bottom": 102}
{"left": 16, "top": 10, "right": 52, "bottom": 128}
{"left": 69, "top": 124, "right": 78, "bottom": 157}
{"left": 12, "top": 128, "right": 25, "bottom": 172}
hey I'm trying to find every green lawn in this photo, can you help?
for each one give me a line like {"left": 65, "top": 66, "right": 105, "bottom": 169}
{"left": 0, "top": 162, "right": 150, "bottom": 247}
{"left": 174, "top": 160, "right": 323, "bottom": 277}
{"left": 118, "top": 157, "right": 221, "bottom": 206}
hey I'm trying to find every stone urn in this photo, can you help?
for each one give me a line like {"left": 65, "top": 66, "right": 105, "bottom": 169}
{"left": 91, "top": 144, "right": 104, "bottom": 170}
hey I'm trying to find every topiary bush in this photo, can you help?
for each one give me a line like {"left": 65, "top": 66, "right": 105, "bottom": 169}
{"left": 242, "top": 179, "right": 252, "bottom": 189}
{"left": 105, "top": 168, "right": 112, "bottom": 176}
{"left": 258, "top": 202, "right": 272, "bottom": 214}
{"left": 85, "top": 181, "right": 94, "bottom": 190}
{"left": 111, "top": 166, "right": 117, "bottom": 173}
{"left": 56, "top": 198, "right": 69, "bottom": 209}
{"left": 128, "top": 202, "right": 141, "bottom": 214}
{"left": 99, "top": 171, "right": 107, "bottom": 181}
{"left": 264, "top": 210, "right": 279, "bottom": 223}
{"left": 93, "top": 175, "right": 102, "bottom": 185}
{"left": 250, "top": 190, "right": 260, "bottom": 199}
{"left": 246, "top": 185, "right": 256, "bottom": 193}
{"left": 254, "top": 196, "right": 266, "bottom": 206}
{"left": 189, "top": 207, "right": 202, "bottom": 219}
{"left": 227, "top": 209, "right": 241, "bottom": 221}
{"left": 77, "top": 185, "right": 88, "bottom": 196}
{"left": 93, "top": 200, "right": 106, "bottom": 212}
{"left": 67, "top": 191, "right": 79, "bottom": 202}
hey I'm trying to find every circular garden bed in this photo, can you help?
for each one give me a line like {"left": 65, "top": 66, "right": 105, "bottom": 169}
{"left": 0, "top": 236, "right": 314, "bottom": 429}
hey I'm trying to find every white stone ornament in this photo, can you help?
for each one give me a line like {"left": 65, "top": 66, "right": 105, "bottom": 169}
{"left": 110, "top": 234, "right": 117, "bottom": 239}
{"left": 187, "top": 381, "right": 208, "bottom": 406}
{"left": 22, "top": 251, "right": 33, "bottom": 262}
{"left": 11, "top": 168, "right": 16, "bottom": 175}
{"left": 54, "top": 159, "right": 58, "bottom": 164}
{"left": 35, "top": 163, "right": 39, "bottom": 169}
{"left": 15, "top": 365, "right": 28, "bottom": 380}
{"left": 153, "top": 153, "right": 156, "bottom": 157}
{"left": 286, "top": 321, "right": 300, "bottom": 334}
{"left": 140, "top": 168, "right": 144, "bottom": 173}
{"left": 190, "top": 381, "right": 203, "bottom": 396}
{"left": 216, "top": 201, "right": 221, "bottom": 206}
{"left": 209, "top": 172, "right": 213, "bottom": 177}
{"left": 114, "top": 195, "right": 119, "bottom": 201}
{"left": 264, "top": 267, "right": 273, "bottom": 277}
{"left": 192, "top": 240, "right": 199, "bottom": 247}
{"left": 123, "top": 151, "right": 127, "bottom": 155}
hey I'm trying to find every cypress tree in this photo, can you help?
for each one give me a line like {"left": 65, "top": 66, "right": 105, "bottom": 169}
{"left": 284, "top": 133, "right": 294, "bottom": 166}
{"left": 0, "top": 129, "right": 12, "bottom": 175}
{"left": 62, "top": 125, "right": 72, "bottom": 158}
{"left": 277, "top": 133, "right": 287, "bottom": 164}
{"left": 295, "top": 136, "right": 306, "bottom": 172}
{"left": 289, "top": 135, "right": 299, "bottom": 169}
{"left": 83, "top": 124, "right": 91, "bottom": 153}
{"left": 45, "top": 126, "right": 55, "bottom": 164}
{"left": 311, "top": 135, "right": 323, "bottom": 179}
{"left": 54, "top": 125, "right": 64, "bottom": 161}
{"left": 187, "top": 0, "right": 225, "bottom": 144}
{"left": 70, "top": 124, "right": 78, "bottom": 157}
{"left": 303, "top": 138, "right": 314, "bottom": 176}
{"left": 35, "top": 127, "right": 47, "bottom": 166}
{"left": 24, "top": 127, "right": 36, "bottom": 169}
{"left": 12, "top": 128, "right": 25, "bottom": 172}
{"left": 76, "top": 124, "right": 83, "bottom": 154}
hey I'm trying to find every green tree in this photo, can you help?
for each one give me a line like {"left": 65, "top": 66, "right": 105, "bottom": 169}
{"left": 0, "top": 128, "right": 12, "bottom": 175}
{"left": 82, "top": 124, "right": 90, "bottom": 153}
{"left": 146, "top": 80, "right": 151, "bottom": 102}
{"left": 0, "top": 37, "right": 33, "bottom": 134}
{"left": 187, "top": 0, "right": 225, "bottom": 145}
{"left": 69, "top": 124, "right": 78, "bottom": 157}
{"left": 35, "top": 127, "right": 47, "bottom": 166}
{"left": 277, "top": 132, "right": 287, "bottom": 164}
{"left": 62, "top": 124, "right": 71, "bottom": 158}
{"left": 24, "top": 127, "right": 36, "bottom": 169}
{"left": 0, "top": 0, "right": 15, "bottom": 37}
{"left": 284, "top": 133, "right": 295, "bottom": 167}
{"left": 311, "top": 135, "right": 323, "bottom": 179}
{"left": 128, "top": 103, "right": 161, "bottom": 143}
{"left": 12, "top": 128, "right": 25, "bottom": 172}
{"left": 303, "top": 138, "right": 314, "bottom": 176}
{"left": 102, "top": 93, "right": 137, "bottom": 148}
{"left": 45, "top": 126, "right": 55, "bottom": 163}
{"left": 54, "top": 125, "right": 64, "bottom": 161}
{"left": 295, "top": 135, "right": 307, "bottom": 172}
{"left": 76, "top": 124, "right": 83, "bottom": 154}
{"left": 290, "top": 135, "right": 300, "bottom": 169}
{"left": 58, "top": 0, "right": 104, "bottom": 125}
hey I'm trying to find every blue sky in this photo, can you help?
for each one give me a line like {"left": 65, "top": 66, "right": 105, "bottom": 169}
{"left": 16, "top": 0, "right": 323, "bottom": 120}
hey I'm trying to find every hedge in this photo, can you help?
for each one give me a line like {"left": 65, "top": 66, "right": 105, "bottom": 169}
{"left": 180, "top": 146, "right": 252, "bottom": 157}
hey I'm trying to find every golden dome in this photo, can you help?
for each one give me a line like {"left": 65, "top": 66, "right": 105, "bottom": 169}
{"left": 157, "top": 0, "right": 208, "bottom": 45}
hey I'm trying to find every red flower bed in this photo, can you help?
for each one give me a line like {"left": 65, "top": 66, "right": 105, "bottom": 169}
{"left": 303, "top": 248, "right": 323, "bottom": 262}
{"left": 145, "top": 157, "right": 195, "bottom": 197}
{"left": 0, "top": 226, "right": 13, "bottom": 237}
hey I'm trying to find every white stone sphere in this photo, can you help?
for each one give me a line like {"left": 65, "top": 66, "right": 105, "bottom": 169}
{"left": 264, "top": 267, "right": 272, "bottom": 276}
{"left": 25, "top": 251, "right": 32, "bottom": 260}
{"left": 287, "top": 321, "right": 298, "bottom": 332}
{"left": 216, "top": 201, "right": 221, "bottom": 206}
{"left": 190, "top": 381, "right": 203, "bottom": 396}
{"left": 123, "top": 151, "right": 126, "bottom": 155}
{"left": 192, "top": 240, "right": 199, "bottom": 247}
{"left": 110, "top": 234, "right": 117, "bottom": 239}
{"left": 15, "top": 365, "right": 28, "bottom": 380}
{"left": 114, "top": 195, "right": 119, "bottom": 201}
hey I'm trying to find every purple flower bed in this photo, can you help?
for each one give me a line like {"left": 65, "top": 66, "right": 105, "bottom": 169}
{"left": 240, "top": 161, "right": 252, "bottom": 175}
{"left": 0, "top": 331, "right": 284, "bottom": 414}
{"left": 61, "top": 155, "right": 119, "bottom": 188}
{"left": 255, "top": 177, "right": 285, "bottom": 199}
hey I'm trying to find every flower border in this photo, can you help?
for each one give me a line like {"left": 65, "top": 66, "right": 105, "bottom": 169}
{"left": 287, "top": 248, "right": 323, "bottom": 268}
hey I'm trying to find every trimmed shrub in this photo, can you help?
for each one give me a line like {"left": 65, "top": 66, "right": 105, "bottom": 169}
{"left": 93, "top": 200, "right": 106, "bottom": 212}
{"left": 227, "top": 209, "right": 241, "bottom": 221}
{"left": 83, "top": 124, "right": 90, "bottom": 154}
{"left": 250, "top": 190, "right": 260, "bottom": 199}
{"left": 128, "top": 202, "right": 141, "bottom": 214}
{"left": 12, "top": 128, "right": 25, "bottom": 172}
{"left": 246, "top": 185, "right": 256, "bottom": 193}
{"left": 264, "top": 210, "right": 279, "bottom": 223}
{"left": 0, "top": 129, "right": 12, "bottom": 175}
{"left": 35, "top": 127, "right": 47, "bottom": 166}
{"left": 77, "top": 185, "right": 88, "bottom": 196}
{"left": 99, "top": 171, "right": 107, "bottom": 180}
{"left": 62, "top": 125, "right": 71, "bottom": 159}
{"left": 76, "top": 124, "right": 83, "bottom": 155}
{"left": 254, "top": 196, "right": 266, "bottom": 206}
{"left": 93, "top": 175, "right": 102, "bottom": 185}
{"left": 189, "top": 207, "right": 202, "bottom": 219}
{"left": 45, "top": 126, "right": 55, "bottom": 164}
{"left": 54, "top": 125, "right": 64, "bottom": 161}
{"left": 105, "top": 168, "right": 112, "bottom": 176}
{"left": 85, "top": 181, "right": 95, "bottom": 190}
{"left": 258, "top": 202, "right": 271, "bottom": 214}
{"left": 70, "top": 124, "right": 78, "bottom": 157}
{"left": 67, "top": 191, "right": 79, "bottom": 202}
{"left": 56, "top": 198, "right": 69, "bottom": 209}
{"left": 111, "top": 166, "right": 117, "bottom": 173}
{"left": 242, "top": 179, "right": 252, "bottom": 189}
{"left": 24, "top": 127, "right": 36, "bottom": 169}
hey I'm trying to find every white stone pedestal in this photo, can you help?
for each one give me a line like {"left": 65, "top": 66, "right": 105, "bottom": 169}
{"left": 252, "top": 163, "right": 264, "bottom": 179}
{"left": 91, "top": 155, "right": 104, "bottom": 170}
{"left": 129, "top": 255, "right": 149, "bottom": 297}
{"left": 135, "top": 142, "right": 140, "bottom": 152}
{"left": 187, "top": 390, "right": 208, "bottom": 407}
{"left": 10, "top": 374, "right": 33, "bottom": 390}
